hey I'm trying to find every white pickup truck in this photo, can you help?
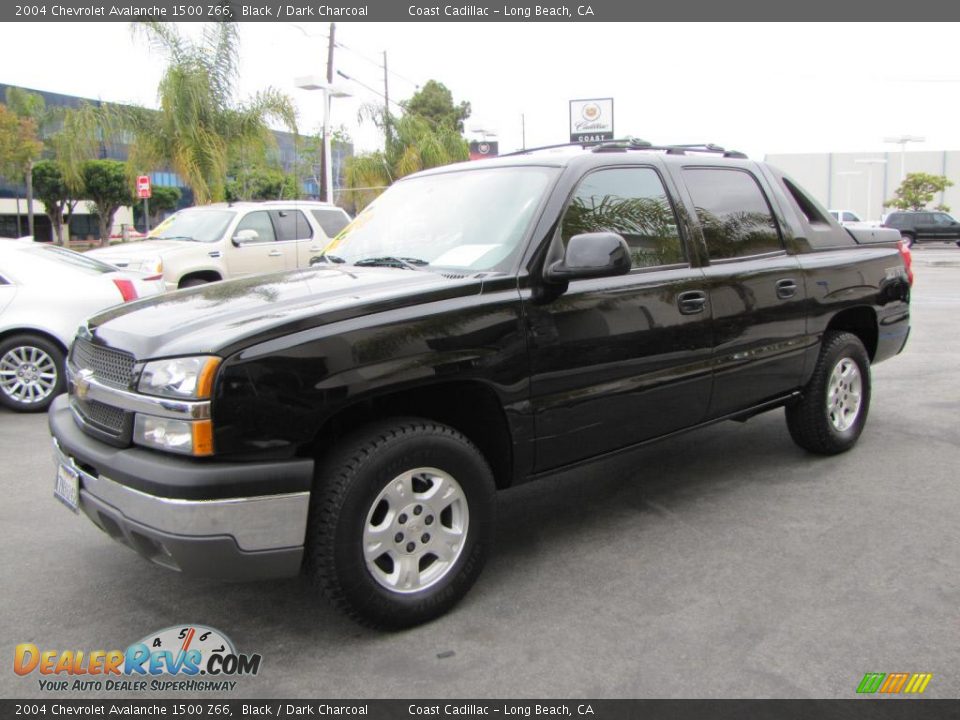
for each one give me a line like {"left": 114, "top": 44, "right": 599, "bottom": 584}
{"left": 88, "top": 201, "right": 351, "bottom": 291}
{"left": 828, "top": 209, "right": 879, "bottom": 229}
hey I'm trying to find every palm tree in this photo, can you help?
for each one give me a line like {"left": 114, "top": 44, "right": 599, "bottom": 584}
{"left": 124, "top": 22, "right": 297, "bottom": 204}
{"left": 344, "top": 106, "right": 469, "bottom": 210}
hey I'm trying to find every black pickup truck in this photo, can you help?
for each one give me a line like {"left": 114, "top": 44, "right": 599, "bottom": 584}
{"left": 49, "top": 142, "right": 912, "bottom": 628}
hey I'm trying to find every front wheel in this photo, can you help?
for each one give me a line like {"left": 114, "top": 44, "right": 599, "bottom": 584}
{"left": 304, "top": 419, "right": 496, "bottom": 629}
{"left": 785, "top": 331, "right": 871, "bottom": 455}
{"left": 0, "top": 334, "right": 65, "bottom": 412}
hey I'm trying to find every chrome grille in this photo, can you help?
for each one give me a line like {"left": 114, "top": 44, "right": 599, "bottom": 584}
{"left": 74, "top": 398, "right": 126, "bottom": 435}
{"left": 71, "top": 338, "right": 135, "bottom": 389}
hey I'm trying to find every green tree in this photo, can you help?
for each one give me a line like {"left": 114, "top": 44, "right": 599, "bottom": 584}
{"left": 123, "top": 22, "right": 297, "bottom": 204}
{"left": 148, "top": 185, "right": 182, "bottom": 221}
{"left": 0, "top": 104, "right": 43, "bottom": 235}
{"left": 5, "top": 88, "right": 105, "bottom": 238}
{"left": 403, "top": 80, "right": 471, "bottom": 132}
{"left": 81, "top": 159, "right": 135, "bottom": 243}
{"left": 32, "top": 160, "right": 80, "bottom": 245}
{"left": 344, "top": 109, "right": 469, "bottom": 210}
{"left": 885, "top": 172, "right": 954, "bottom": 212}
{"left": 226, "top": 165, "right": 300, "bottom": 201}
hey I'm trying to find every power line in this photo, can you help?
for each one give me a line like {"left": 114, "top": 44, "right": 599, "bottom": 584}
{"left": 335, "top": 40, "right": 420, "bottom": 90}
{"left": 337, "top": 69, "right": 405, "bottom": 111}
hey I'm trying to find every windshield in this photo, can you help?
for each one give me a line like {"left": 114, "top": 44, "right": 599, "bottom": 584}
{"left": 149, "top": 208, "right": 235, "bottom": 243}
{"left": 323, "top": 166, "right": 557, "bottom": 272}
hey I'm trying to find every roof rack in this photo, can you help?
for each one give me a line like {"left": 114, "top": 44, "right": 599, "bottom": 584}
{"left": 500, "top": 138, "right": 747, "bottom": 159}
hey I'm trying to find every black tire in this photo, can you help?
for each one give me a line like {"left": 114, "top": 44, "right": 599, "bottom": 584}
{"left": 304, "top": 418, "right": 496, "bottom": 629}
{"left": 179, "top": 277, "right": 210, "bottom": 288}
{"left": 900, "top": 232, "right": 915, "bottom": 248}
{"left": 785, "top": 331, "right": 871, "bottom": 455}
{"left": 0, "top": 333, "right": 66, "bottom": 412}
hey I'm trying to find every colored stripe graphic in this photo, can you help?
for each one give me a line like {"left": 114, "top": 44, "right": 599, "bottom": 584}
{"left": 857, "top": 673, "right": 886, "bottom": 694}
{"left": 904, "top": 673, "right": 933, "bottom": 694}
{"left": 879, "top": 673, "right": 910, "bottom": 693}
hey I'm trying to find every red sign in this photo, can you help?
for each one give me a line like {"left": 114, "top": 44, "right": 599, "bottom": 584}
{"left": 137, "top": 175, "right": 152, "bottom": 199}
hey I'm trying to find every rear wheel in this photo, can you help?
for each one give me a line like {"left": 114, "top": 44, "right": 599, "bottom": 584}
{"left": 900, "top": 232, "right": 915, "bottom": 248}
{"left": 786, "top": 331, "right": 871, "bottom": 455}
{"left": 0, "top": 334, "right": 65, "bottom": 412}
{"left": 304, "top": 418, "right": 496, "bottom": 629}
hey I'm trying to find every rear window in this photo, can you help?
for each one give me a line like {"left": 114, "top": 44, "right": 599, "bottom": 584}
{"left": 26, "top": 245, "right": 117, "bottom": 274}
{"left": 311, "top": 208, "right": 350, "bottom": 238}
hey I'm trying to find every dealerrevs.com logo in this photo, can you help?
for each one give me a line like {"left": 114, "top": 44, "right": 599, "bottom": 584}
{"left": 14, "top": 625, "right": 261, "bottom": 693}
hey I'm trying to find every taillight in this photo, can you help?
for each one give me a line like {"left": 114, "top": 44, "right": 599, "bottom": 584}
{"left": 897, "top": 239, "right": 914, "bottom": 286}
{"left": 113, "top": 278, "right": 138, "bottom": 302}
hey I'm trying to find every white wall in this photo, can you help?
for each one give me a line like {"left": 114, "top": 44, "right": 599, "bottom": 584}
{"left": 765, "top": 150, "right": 960, "bottom": 222}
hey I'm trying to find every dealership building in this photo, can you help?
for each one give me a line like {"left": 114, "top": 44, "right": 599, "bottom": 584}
{"left": 0, "top": 83, "right": 351, "bottom": 242}
{"left": 764, "top": 150, "right": 960, "bottom": 223}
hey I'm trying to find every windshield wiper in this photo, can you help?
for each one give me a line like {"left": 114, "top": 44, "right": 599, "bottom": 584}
{"left": 353, "top": 256, "right": 428, "bottom": 271}
{"left": 310, "top": 253, "right": 346, "bottom": 266}
{"left": 155, "top": 235, "right": 200, "bottom": 242}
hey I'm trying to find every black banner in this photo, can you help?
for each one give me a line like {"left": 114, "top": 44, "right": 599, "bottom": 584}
{"left": 4, "top": 0, "right": 960, "bottom": 22}
{"left": 3, "top": 700, "right": 960, "bottom": 719}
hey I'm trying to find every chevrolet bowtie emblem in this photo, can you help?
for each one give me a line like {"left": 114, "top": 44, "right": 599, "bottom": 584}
{"left": 75, "top": 369, "right": 94, "bottom": 400}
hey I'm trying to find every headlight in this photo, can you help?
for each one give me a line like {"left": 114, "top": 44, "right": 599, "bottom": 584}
{"left": 142, "top": 257, "right": 163, "bottom": 276}
{"left": 138, "top": 356, "right": 220, "bottom": 399}
{"left": 134, "top": 415, "right": 213, "bottom": 456}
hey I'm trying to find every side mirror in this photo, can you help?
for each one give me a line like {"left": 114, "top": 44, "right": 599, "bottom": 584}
{"left": 544, "top": 232, "right": 632, "bottom": 283}
{"left": 232, "top": 229, "right": 259, "bottom": 246}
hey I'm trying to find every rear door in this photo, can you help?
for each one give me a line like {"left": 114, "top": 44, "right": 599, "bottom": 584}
{"left": 268, "top": 209, "right": 314, "bottom": 270}
{"left": 677, "top": 166, "right": 808, "bottom": 418}
{"left": 913, "top": 213, "right": 937, "bottom": 239}
{"left": 524, "top": 165, "right": 713, "bottom": 471}
{"left": 297, "top": 207, "right": 352, "bottom": 267}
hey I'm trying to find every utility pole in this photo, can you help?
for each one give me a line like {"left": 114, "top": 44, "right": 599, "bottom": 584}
{"left": 383, "top": 50, "right": 392, "bottom": 146}
{"left": 320, "top": 22, "right": 336, "bottom": 202}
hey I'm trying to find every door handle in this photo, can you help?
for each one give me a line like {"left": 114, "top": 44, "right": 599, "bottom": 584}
{"left": 268, "top": 250, "right": 283, "bottom": 257}
{"left": 308, "top": 246, "right": 323, "bottom": 252}
{"left": 677, "top": 290, "right": 707, "bottom": 315}
{"left": 776, "top": 278, "right": 798, "bottom": 300}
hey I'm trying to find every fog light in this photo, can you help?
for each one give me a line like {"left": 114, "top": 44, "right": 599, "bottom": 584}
{"left": 134, "top": 415, "right": 213, "bottom": 456}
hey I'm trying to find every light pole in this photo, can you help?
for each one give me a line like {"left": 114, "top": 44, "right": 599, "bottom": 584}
{"left": 836, "top": 170, "right": 862, "bottom": 210}
{"left": 854, "top": 159, "right": 887, "bottom": 222}
{"left": 883, "top": 135, "right": 925, "bottom": 181}
{"left": 295, "top": 76, "right": 352, "bottom": 204}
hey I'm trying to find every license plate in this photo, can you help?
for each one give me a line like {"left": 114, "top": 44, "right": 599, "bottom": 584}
{"left": 55, "top": 462, "right": 80, "bottom": 513}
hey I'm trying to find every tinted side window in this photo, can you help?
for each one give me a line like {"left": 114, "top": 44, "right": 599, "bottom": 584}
{"left": 886, "top": 214, "right": 904, "bottom": 227}
{"left": 683, "top": 168, "right": 783, "bottom": 259}
{"left": 560, "top": 167, "right": 684, "bottom": 269}
{"left": 311, "top": 209, "right": 350, "bottom": 238}
{"left": 842, "top": 212, "right": 860, "bottom": 222}
{"left": 270, "top": 210, "right": 313, "bottom": 241}
{"left": 235, "top": 211, "right": 277, "bottom": 243}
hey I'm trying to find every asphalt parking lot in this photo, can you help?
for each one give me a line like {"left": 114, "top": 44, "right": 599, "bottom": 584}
{"left": 2, "top": 244, "right": 958, "bottom": 700}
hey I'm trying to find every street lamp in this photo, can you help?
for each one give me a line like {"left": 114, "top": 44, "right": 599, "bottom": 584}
{"left": 836, "top": 170, "right": 862, "bottom": 210}
{"left": 854, "top": 158, "right": 887, "bottom": 222}
{"left": 294, "top": 76, "right": 352, "bottom": 204}
{"left": 883, "top": 135, "right": 925, "bottom": 181}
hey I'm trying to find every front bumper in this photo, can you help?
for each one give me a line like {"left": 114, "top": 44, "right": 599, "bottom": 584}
{"left": 49, "top": 395, "right": 314, "bottom": 581}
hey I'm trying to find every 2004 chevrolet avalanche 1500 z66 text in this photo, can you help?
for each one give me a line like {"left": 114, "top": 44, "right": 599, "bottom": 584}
{"left": 49, "top": 141, "right": 912, "bottom": 628}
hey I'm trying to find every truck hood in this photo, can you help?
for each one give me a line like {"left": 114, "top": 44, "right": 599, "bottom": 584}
{"left": 86, "top": 266, "right": 483, "bottom": 359}
{"left": 87, "top": 240, "right": 205, "bottom": 267}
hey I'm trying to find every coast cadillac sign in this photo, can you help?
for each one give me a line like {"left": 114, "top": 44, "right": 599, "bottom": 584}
{"left": 569, "top": 98, "right": 614, "bottom": 143}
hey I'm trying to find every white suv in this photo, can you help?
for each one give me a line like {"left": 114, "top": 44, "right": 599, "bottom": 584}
{"left": 87, "top": 201, "right": 351, "bottom": 290}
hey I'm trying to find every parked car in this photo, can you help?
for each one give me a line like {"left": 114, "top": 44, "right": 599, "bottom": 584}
{"left": 828, "top": 209, "right": 879, "bottom": 229}
{"left": 50, "top": 142, "right": 911, "bottom": 628}
{"left": 882, "top": 210, "right": 960, "bottom": 247}
{"left": 86, "top": 201, "right": 352, "bottom": 290}
{"left": 0, "top": 240, "right": 163, "bottom": 412}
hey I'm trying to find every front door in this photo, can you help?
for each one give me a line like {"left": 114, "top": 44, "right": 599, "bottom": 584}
{"left": 524, "top": 166, "right": 713, "bottom": 472}
{"left": 225, "top": 210, "right": 287, "bottom": 277}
